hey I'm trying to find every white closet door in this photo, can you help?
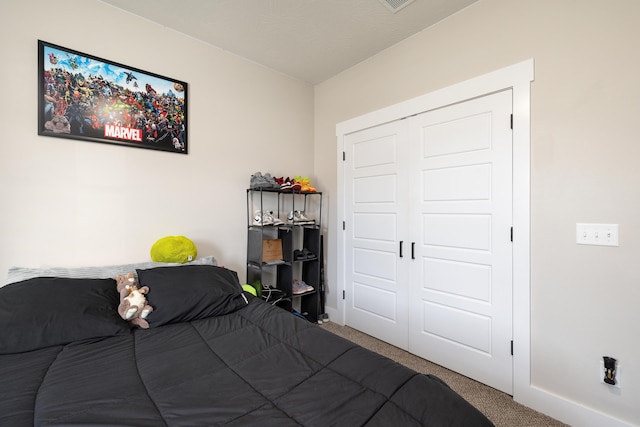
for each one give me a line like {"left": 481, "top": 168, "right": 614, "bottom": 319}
{"left": 343, "top": 120, "right": 410, "bottom": 349}
{"left": 408, "top": 90, "right": 514, "bottom": 394}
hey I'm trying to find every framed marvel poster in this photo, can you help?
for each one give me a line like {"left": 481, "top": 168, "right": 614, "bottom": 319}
{"left": 38, "top": 40, "right": 188, "bottom": 154}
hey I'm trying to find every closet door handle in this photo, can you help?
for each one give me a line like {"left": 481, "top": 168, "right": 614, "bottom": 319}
{"left": 411, "top": 242, "right": 415, "bottom": 260}
{"left": 399, "top": 241, "right": 404, "bottom": 258}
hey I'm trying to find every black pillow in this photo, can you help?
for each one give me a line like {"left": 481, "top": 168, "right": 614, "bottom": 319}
{"left": 136, "top": 265, "right": 248, "bottom": 327}
{"left": 0, "top": 277, "right": 129, "bottom": 354}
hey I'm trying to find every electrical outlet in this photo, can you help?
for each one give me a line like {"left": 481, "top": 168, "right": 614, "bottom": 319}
{"left": 600, "top": 360, "right": 621, "bottom": 389}
{"left": 576, "top": 223, "right": 619, "bottom": 246}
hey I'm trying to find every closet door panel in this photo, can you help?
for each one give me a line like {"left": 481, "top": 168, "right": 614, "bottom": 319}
{"left": 408, "top": 89, "right": 514, "bottom": 394}
{"left": 423, "top": 164, "right": 491, "bottom": 201}
{"left": 422, "top": 257, "right": 491, "bottom": 301}
{"left": 343, "top": 120, "right": 410, "bottom": 350}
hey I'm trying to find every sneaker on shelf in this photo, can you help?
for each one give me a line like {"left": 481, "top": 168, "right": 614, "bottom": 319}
{"left": 267, "top": 211, "right": 284, "bottom": 226}
{"left": 290, "top": 178, "right": 302, "bottom": 191}
{"left": 279, "top": 177, "right": 293, "bottom": 191}
{"left": 287, "top": 210, "right": 315, "bottom": 225}
{"left": 264, "top": 173, "right": 280, "bottom": 189}
{"left": 302, "top": 248, "right": 316, "bottom": 260}
{"left": 292, "top": 279, "right": 313, "bottom": 294}
{"left": 294, "top": 175, "right": 317, "bottom": 192}
{"left": 253, "top": 210, "right": 272, "bottom": 226}
{"left": 292, "top": 280, "right": 305, "bottom": 294}
{"left": 250, "top": 172, "right": 272, "bottom": 189}
{"left": 253, "top": 210, "right": 283, "bottom": 226}
{"left": 294, "top": 248, "right": 316, "bottom": 260}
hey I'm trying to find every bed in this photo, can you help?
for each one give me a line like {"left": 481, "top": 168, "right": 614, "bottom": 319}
{"left": 0, "top": 259, "right": 494, "bottom": 426}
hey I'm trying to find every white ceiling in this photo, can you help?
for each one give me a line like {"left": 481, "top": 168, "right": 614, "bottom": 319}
{"left": 100, "top": 0, "right": 477, "bottom": 84}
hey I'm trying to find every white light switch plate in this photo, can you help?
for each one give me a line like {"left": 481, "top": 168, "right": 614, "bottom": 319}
{"left": 576, "top": 223, "right": 619, "bottom": 246}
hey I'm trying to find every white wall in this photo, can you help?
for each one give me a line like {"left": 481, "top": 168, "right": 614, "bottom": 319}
{"left": 0, "top": 0, "right": 314, "bottom": 280}
{"left": 315, "top": 0, "right": 639, "bottom": 426}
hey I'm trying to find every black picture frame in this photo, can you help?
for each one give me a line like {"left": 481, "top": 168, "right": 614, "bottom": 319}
{"left": 38, "top": 40, "right": 188, "bottom": 154}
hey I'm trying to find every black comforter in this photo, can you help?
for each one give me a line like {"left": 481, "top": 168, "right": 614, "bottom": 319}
{"left": 0, "top": 265, "right": 493, "bottom": 426}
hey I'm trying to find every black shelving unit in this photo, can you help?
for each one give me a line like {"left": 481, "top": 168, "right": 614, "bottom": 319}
{"left": 246, "top": 188, "right": 322, "bottom": 323}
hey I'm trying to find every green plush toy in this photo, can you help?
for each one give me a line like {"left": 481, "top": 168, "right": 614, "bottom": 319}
{"left": 150, "top": 236, "right": 197, "bottom": 263}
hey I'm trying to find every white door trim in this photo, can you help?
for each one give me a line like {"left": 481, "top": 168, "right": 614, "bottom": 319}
{"left": 336, "top": 58, "right": 533, "bottom": 402}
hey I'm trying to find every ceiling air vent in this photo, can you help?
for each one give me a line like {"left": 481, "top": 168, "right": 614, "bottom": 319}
{"left": 379, "top": 0, "right": 416, "bottom": 13}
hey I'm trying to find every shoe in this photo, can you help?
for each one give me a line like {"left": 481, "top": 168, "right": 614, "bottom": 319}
{"left": 301, "top": 280, "right": 314, "bottom": 292}
{"left": 287, "top": 210, "right": 315, "bottom": 225}
{"left": 264, "top": 173, "right": 280, "bottom": 189}
{"left": 250, "top": 172, "right": 272, "bottom": 189}
{"left": 296, "top": 211, "right": 313, "bottom": 223}
{"left": 281, "top": 177, "right": 293, "bottom": 191}
{"left": 292, "top": 280, "right": 306, "bottom": 294}
{"left": 253, "top": 210, "right": 273, "bottom": 226}
{"left": 304, "top": 248, "right": 317, "bottom": 260}
{"left": 294, "top": 175, "right": 317, "bottom": 192}
{"left": 290, "top": 178, "right": 302, "bottom": 191}
{"left": 294, "top": 248, "right": 316, "bottom": 260}
{"left": 253, "top": 210, "right": 283, "bottom": 226}
{"left": 292, "top": 279, "right": 313, "bottom": 294}
{"left": 269, "top": 211, "right": 284, "bottom": 226}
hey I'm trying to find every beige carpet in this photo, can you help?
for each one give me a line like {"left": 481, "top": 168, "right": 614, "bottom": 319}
{"left": 320, "top": 322, "right": 569, "bottom": 427}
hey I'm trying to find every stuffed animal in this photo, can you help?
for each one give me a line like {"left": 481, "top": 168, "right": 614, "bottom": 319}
{"left": 115, "top": 273, "right": 153, "bottom": 329}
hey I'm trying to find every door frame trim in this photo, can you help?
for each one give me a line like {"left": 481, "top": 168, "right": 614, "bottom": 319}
{"left": 336, "top": 59, "right": 534, "bottom": 402}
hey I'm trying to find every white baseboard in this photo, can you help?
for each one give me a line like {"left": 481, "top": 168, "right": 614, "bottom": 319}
{"left": 516, "top": 384, "right": 637, "bottom": 427}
